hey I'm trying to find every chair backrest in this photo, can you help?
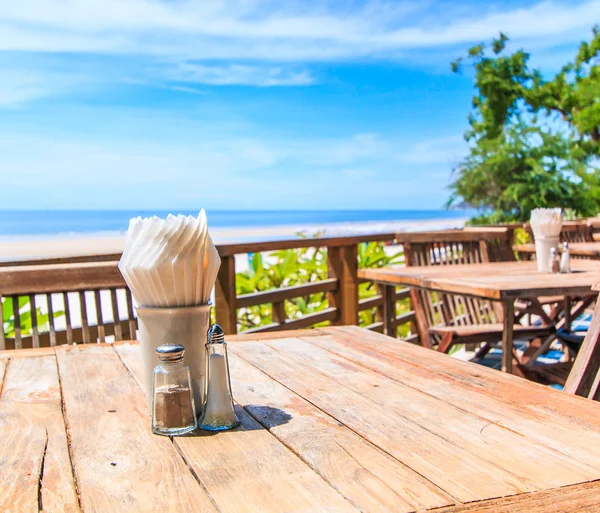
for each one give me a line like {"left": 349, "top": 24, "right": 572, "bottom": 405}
{"left": 525, "top": 221, "right": 594, "bottom": 243}
{"left": 402, "top": 229, "right": 512, "bottom": 345}
{"left": 564, "top": 286, "right": 600, "bottom": 400}
{"left": 0, "top": 262, "right": 136, "bottom": 350}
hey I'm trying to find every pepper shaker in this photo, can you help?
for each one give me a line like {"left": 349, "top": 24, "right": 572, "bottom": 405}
{"left": 549, "top": 247, "right": 560, "bottom": 273}
{"left": 198, "top": 324, "right": 241, "bottom": 431}
{"left": 152, "top": 344, "right": 197, "bottom": 436}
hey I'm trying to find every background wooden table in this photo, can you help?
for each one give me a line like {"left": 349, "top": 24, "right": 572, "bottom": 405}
{"left": 2, "top": 326, "right": 600, "bottom": 512}
{"left": 360, "top": 260, "right": 598, "bottom": 373}
{"left": 514, "top": 242, "right": 600, "bottom": 259}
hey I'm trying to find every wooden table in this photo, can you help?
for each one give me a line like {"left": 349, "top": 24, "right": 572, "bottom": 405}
{"left": 360, "top": 260, "right": 599, "bottom": 373}
{"left": 3, "top": 327, "right": 600, "bottom": 512}
{"left": 514, "top": 242, "right": 600, "bottom": 259}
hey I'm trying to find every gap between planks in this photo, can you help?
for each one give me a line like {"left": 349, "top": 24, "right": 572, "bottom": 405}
{"left": 229, "top": 337, "right": 598, "bottom": 502}
{"left": 301, "top": 331, "right": 600, "bottom": 475}
{"left": 111, "top": 343, "right": 358, "bottom": 513}
{"left": 114, "top": 341, "right": 452, "bottom": 512}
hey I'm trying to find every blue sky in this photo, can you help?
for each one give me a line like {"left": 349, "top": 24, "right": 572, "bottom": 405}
{"left": 0, "top": 0, "right": 597, "bottom": 210}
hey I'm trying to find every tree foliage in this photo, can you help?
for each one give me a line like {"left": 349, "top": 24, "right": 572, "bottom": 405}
{"left": 448, "top": 28, "right": 600, "bottom": 223}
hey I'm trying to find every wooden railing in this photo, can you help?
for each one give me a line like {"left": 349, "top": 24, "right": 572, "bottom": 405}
{"left": 0, "top": 227, "right": 529, "bottom": 349}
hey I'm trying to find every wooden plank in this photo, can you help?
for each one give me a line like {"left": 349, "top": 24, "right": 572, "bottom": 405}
{"left": 63, "top": 292, "right": 73, "bottom": 344}
{"left": 12, "top": 296, "right": 22, "bottom": 350}
{"left": 237, "top": 279, "right": 338, "bottom": 308}
{"left": 28, "top": 294, "right": 40, "bottom": 348}
{"left": 358, "top": 294, "right": 384, "bottom": 311}
{"left": 94, "top": 290, "right": 105, "bottom": 342}
{"left": 429, "top": 480, "right": 600, "bottom": 512}
{"left": 55, "top": 344, "right": 217, "bottom": 512}
{"left": 230, "top": 340, "right": 533, "bottom": 502}
{"left": 125, "top": 288, "right": 137, "bottom": 339}
{"left": 565, "top": 299, "right": 600, "bottom": 398}
{"left": 2, "top": 320, "right": 135, "bottom": 351}
{"left": 217, "top": 233, "right": 397, "bottom": 257}
{"left": 215, "top": 254, "right": 237, "bottom": 334}
{"left": 0, "top": 346, "right": 56, "bottom": 359}
{"left": 110, "top": 289, "right": 123, "bottom": 341}
{"left": 359, "top": 260, "right": 598, "bottom": 301}
{"left": 327, "top": 245, "right": 359, "bottom": 326}
{"left": 0, "top": 296, "right": 5, "bottom": 350}
{"left": 228, "top": 351, "right": 453, "bottom": 512}
{"left": 381, "top": 284, "right": 395, "bottom": 336}
{"left": 0, "top": 356, "right": 81, "bottom": 512}
{"left": 47, "top": 293, "right": 57, "bottom": 346}
{"left": 231, "top": 328, "right": 324, "bottom": 342}
{"left": 79, "top": 291, "right": 90, "bottom": 344}
{"left": 268, "top": 337, "right": 598, "bottom": 487}
{"left": 320, "top": 327, "right": 600, "bottom": 470}
{"left": 502, "top": 300, "right": 515, "bottom": 373}
{"left": 113, "top": 342, "right": 145, "bottom": 391}
{"left": 0, "top": 261, "right": 126, "bottom": 295}
{"left": 243, "top": 308, "right": 338, "bottom": 333}
{"left": 175, "top": 405, "right": 357, "bottom": 512}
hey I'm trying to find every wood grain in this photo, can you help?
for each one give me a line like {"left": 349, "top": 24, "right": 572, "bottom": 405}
{"left": 428, "top": 480, "right": 600, "bottom": 513}
{"left": 0, "top": 262, "right": 126, "bottom": 295}
{"left": 359, "top": 260, "right": 598, "bottom": 301}
{"left": 0, "top": 356, "right": 80, "bottom": 512}
{"left": 320, "top": 327, "right": 600, "bottom": 470}
{"left": 228, "top": 352, "right": 453, "bottom": 512}
{"left": 270, "top": 336, "right": 598, "bottom": 487}
{"left": 55, "top": 344, "right": 217, "bottom": 513}
{"left": 175, "top": 406, "right": 357, "bottom": 513}
{"left": 230, "top": 339, "right": 531, "bottom": 502}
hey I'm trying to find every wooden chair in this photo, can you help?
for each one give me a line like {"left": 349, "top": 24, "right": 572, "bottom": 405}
{"left": 0, "top": 262, "right": 136, "bottom": 350}
{"left": 524, "top": 220, "right": 594, "bottom": 244}
{"left": 562, "top": 285, "right": 600, "bottom": 399}
{"left": 403, "top": 229, "right": 552, "bottom": 354}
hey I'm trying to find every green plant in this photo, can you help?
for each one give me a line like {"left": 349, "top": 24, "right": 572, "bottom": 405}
{"left": 235, "top": 240, "right": 413, "bottom": 338}
{"left": 448, "top": 28, "right": 600, "bottom": 223}
{"left": 2, "top": 296, "right": 64, "bottom": 338}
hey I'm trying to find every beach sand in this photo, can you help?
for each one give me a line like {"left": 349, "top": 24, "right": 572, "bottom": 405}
{"left": 0, "top": 217, "right": 468, "bottom": 262}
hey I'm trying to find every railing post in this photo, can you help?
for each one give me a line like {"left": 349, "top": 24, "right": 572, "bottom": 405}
{"left": 215, "top": 255, "right": 237, "bottom": 335}
{"left": 379, "top": 284, "right": 395, "bottom": 337}
{"left": 327, "top": 244, "right": 358, "bottom": 326}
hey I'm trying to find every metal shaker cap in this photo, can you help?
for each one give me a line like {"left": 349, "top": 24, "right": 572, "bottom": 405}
{"left": 207, "top": 324, "right": 225, "bottom": 344}
{"left": 156, "top": 343, "right": 185, "bottom": 362}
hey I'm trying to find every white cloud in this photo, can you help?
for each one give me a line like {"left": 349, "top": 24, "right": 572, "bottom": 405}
{"left": 0, "top": 0, "right": 596, "bottom": 60}
{"left": 169, "top": 63, "right": 313, "bottom": 86}
{"left": 0, "top": 127, "right": 464, "bottom": 208}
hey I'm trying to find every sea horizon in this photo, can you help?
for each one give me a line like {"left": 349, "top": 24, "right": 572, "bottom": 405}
{"left": 0, "top": 209, "right": 477, "bottom": 237}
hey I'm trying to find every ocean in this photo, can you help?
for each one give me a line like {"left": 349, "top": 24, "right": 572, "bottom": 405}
{"left": 0, "top": 210, "right": 476, "bottom": 237}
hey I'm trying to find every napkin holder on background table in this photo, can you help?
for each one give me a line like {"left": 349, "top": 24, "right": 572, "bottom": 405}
{"left": 531, "top": 208, "right": 562, "bottom": 272}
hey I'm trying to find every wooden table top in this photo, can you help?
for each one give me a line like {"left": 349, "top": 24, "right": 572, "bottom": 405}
{"left": 359, "top": 260, "right": 599, "bottom": 301}
{"left": 514, "top": 242, "right": 600, "bottom": 257}
{"left": 3, "top": 326, "right": 600, "bottom": 512}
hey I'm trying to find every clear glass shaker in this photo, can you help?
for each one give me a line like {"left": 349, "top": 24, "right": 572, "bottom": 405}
{"left": 152, "top": 344, "right": 197, "bottom": 436}
{"left": 198, "top": 324, "right": 241, "bottom": 431}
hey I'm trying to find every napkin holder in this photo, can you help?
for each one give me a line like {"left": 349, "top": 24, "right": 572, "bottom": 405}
{"left": 136, "top": 304, "right": 211, "bottom": 416}
{"left": 533, "top": 234, "right": 560, "bottom": 273}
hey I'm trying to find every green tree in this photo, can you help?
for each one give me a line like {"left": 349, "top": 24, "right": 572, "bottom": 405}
{"left": 448, "top": 28, "right": 600, "bottom": 223}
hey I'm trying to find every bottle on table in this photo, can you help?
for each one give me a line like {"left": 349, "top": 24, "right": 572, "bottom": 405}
{"left": 549, "top": 247, "right": 561, "bottom": 274}
{"left": 560, "top": 241, "right": 571, "bottom": 273}
{"left": 198, "top": 324, "right": 241, "bottom": 431}
{"left": 152, "top": 344, "right": 197, "bottom": 436}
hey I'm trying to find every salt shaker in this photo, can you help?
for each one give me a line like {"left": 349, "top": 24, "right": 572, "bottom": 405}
{"left": 549, "top": 247, "right": 560, "bottom": 273}
{"left": 152, "top": 344, "right": 197, "bottom": 436}
{"left": 199, "top": 324, "right": 241, "bottom": 431}
{"left": 560, "top": 241, "right": 571, "bottom": 273}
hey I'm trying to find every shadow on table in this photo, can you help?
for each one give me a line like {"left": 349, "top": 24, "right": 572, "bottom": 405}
{"left": 184, "top": 405, "right": 293, "bottom": 437}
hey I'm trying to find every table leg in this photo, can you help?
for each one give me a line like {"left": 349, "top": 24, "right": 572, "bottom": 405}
{"left": 502, "top": 300, "right": 515, "bottom": 373}
{"left": 564, "top": 297, "right": 572, "bottom": 331}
